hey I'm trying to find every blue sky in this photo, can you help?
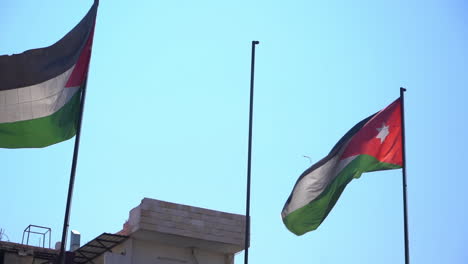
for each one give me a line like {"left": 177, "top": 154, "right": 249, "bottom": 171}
{"left": 1, "top": 0, "right": 468, "bottom": 263}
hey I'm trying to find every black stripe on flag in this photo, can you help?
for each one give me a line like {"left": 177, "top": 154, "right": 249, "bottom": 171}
{"left": 0, "top": 3, "right": 97, "bottom": 91}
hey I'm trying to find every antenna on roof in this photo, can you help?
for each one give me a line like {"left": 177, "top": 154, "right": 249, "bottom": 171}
{"left": 0, "top": 228, "right": 10, "bottom": 242}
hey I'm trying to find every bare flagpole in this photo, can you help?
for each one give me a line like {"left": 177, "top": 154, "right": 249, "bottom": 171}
{"left": 244, "top": 40, "right": 259, "bottom": 264}
{"left": 400, "top": 87, "right": 410, "bottom": 264}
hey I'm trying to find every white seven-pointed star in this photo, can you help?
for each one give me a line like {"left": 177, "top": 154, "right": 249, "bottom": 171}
{"left": 376, "top": 123, "right": 390, "bottom": 143}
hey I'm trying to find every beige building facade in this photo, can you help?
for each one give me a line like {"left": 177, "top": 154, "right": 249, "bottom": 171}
{"left": 0, "top": 198, "right": 246, "bottom": 264}
{"left": 84, "top": 198, "right": 246, "bottom": 264}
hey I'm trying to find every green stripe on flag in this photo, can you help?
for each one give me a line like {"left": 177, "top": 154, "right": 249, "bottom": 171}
{"left": 0, "top": 91, "right": 81, "bottom": 148}
{"left": 283, "top": 154, "right": 401, "bottom": 236}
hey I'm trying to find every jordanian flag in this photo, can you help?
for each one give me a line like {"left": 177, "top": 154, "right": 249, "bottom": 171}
{"left": 282, "top": 98, "right": 403, "bottom": 235}
{"left": 0, "top": 2, "right": 98, "bottom": 148}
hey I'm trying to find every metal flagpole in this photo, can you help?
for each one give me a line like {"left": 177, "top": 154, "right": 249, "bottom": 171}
{"left": 57, "top": 3, "right": 98, "bottom": 263}
{"left": 400, "top": 87, "right": 410, "bottom": 264}
{"left": 244, "top": 40, "right": 259, "bottom": 264}
{"left": 58, "top": 72, "right": 91, "bottom": 264}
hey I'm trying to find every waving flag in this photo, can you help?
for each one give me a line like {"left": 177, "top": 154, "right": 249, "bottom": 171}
{"left": 0, "top": 2, "right": 98, "bottom": 148}
{"left": 282, "top": 99, "right": 403, "bottom": 235}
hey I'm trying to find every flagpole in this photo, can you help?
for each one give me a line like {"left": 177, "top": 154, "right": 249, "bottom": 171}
{"left": 58, "top": 73, "right": 90, "bottom": 264}
{"left": 244, "top": 40, "right": 259, "bottom": 264}
{"left": 400, "top": 87, "right": 410, "bottom": 264}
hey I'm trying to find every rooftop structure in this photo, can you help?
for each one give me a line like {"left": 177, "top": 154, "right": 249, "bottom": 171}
{"left": 0, "top": 198, "right": 247, "bottom": 264}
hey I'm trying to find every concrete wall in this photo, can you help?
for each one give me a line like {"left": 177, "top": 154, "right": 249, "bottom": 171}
{"left": 87, "top": 198, "right": 245, "bottom": 264}
{"left": 93, "top": 239, "right": 131, "bottom": 264}
{"left": 131, "top": 238, "right": 227, "bottom": 264}
{"left": 0, "top": 242, "right": 58, "bottom": 264}
{"left": 3, "top": 252, "right": 52, "bottom": 264}
{"left": 4, "top": 252, "right": 34, "bottom": 264}
{"left": 94, "top": 238, "right": 234, "bottom": 264}
{"left": 128, "top": 198, "right": 246, "bottom": 253}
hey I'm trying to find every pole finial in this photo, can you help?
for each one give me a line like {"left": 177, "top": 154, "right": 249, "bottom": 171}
{"left": 253, "top": 40, "right": 260, "bottom": 45}
{"left": 400, "top": 87, "right": 407, "bottom": 92}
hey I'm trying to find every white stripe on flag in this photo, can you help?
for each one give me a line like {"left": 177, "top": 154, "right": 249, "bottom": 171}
{"left": 282, "top": 155, "right": 357, "bottom": 217}
{"left": 0, "top": 66, "right": 80, "bottom": 123}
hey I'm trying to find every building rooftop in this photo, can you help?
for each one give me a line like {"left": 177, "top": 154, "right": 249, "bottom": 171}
{"left": 0, "top": 198, "right": 247, "bottom": 264}
{"left": 125, "top": 198, "right": 247, "bottom": 254}
{"left": 0, "top": 240, "right": 59, "bottom": 263}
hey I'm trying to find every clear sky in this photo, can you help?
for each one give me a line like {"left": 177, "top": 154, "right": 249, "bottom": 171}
{"left": 1, "top": 0, "right": 468, "bottom": 263}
